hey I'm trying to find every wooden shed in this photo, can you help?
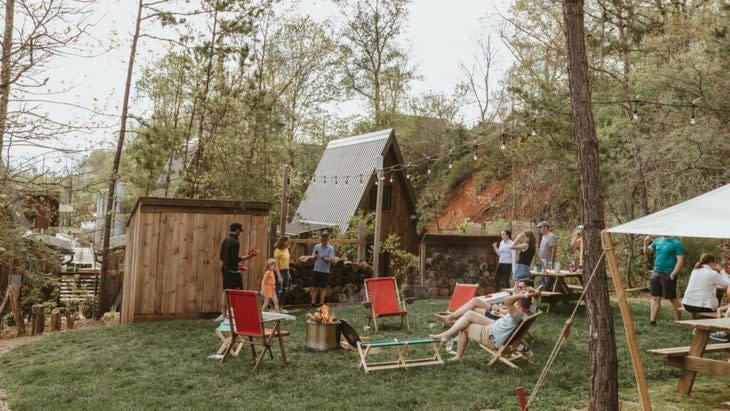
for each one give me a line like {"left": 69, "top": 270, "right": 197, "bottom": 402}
{"left": 121, "top": 197, "right": 270, "bottom": 323}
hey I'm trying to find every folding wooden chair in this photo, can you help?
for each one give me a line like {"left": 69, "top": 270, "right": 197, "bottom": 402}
{"left": 364, "top": 277, "right": 412, "bottom": 332}
{"left": 223, "top": 289, "right": 289, "bottom": 370}
{"left": 434, "top": 283, "right": 478, "bottom": 325}
{"left": 479, "top": 311, "right": 542, "bottom": 369}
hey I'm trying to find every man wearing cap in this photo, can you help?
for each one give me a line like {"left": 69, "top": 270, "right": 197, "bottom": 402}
{"left": 537, "top": 220, "right": 558, "bottom": 289}
{"left": 217, "top": 222, "right": 258, "bottom": 321}
{"left": 310, "top": 233, "right": 336, "bottom": 306}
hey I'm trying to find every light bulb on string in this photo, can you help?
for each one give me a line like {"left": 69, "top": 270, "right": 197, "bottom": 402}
{"left": 690, "top": 105, "right": 696, "bottom": 125}
{"left": 472, "top": 145, "right": 478, "bottom": 161}
{"left": 389, "top": 175, "right": 393, "bottom": 183}
{"left": 406, "top": 172, "right": 411, "bottom": 180}
{"left": 448, "top": 150, "right": 453, "bottom": 169}
{"left": 531, "top": 119, "right": 537, "bottom": 136}
{"left": 426, "top": 157, "right": 432, "bottom": 174}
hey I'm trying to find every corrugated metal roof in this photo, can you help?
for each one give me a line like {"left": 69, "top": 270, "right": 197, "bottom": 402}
{"left": 291, "top": 129, "right": 393, "bottom": 234}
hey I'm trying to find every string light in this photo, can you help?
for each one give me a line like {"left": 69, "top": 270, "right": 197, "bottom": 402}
{"left": 690, "top": 105, "right": 696, "bottom": 125}
{"left": 389, "top": 175, "right": 393, "bottom": 183}
{"left": 427, "top": 157, "right": 432, "bottom": 174}
{"left": 472, "top": 145, "right": 478, "bottom": 161}
{"left": 406, "top": 172, "right": 411, "bottom": 180}
{"left": 531, "top": 119, "right": 537, "bottom": 136}
{"left": 632, "top": 100, "right": 639, "bottom": 121}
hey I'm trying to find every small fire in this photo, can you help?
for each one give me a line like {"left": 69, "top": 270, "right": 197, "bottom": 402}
{"left": 307, "top": 304, "right": 337, "bottom": 323}
{"left": 319, "top": 304, "right": 334, "bottom": 323}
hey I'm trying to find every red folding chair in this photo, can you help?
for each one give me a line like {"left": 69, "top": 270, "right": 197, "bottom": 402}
{"left": 434, "top": 283, "right": 478, "bottom": 325}
{"left": 364, "top": 277, "right": 411, "bottom": 332}
{"left": 447, "top": 283, "right": 479, "bottom": 312}
{"left": 223, "top": 289, "right": 289, "bottom": 370}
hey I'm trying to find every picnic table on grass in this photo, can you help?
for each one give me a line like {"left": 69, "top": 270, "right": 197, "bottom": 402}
{"left": 647, "top": 318, "right": 730, "bottom": 395}
{"left": 529, "top": 270, "right": 585, "bottom": 311}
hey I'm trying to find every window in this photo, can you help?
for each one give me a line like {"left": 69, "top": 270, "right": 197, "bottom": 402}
{"left": 369, "top": 186, "right": 392, "bottom": 210}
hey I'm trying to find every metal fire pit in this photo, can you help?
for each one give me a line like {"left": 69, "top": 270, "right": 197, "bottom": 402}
{"left": 306, "top": 320, "right": 341, "bottom": 351}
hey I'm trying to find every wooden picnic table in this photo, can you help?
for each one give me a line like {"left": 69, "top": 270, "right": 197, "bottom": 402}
{"left": 648, "top": 318, "right": 730, "bottom": 395}
{"left": 529, "top": 270, "right": 585, "bottom": 311}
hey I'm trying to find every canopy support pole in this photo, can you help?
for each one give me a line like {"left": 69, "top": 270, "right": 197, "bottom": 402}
{"left": 601, "top": 230, "right": 651, "bottom": 411}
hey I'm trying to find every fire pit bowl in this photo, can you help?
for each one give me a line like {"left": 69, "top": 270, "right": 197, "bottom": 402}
{"left": 306, "top": 320, "right": 341, "bottom": 351}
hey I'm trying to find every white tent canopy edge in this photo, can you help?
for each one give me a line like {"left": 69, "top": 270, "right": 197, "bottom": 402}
{"left": 607, "top": 183, "right": 730, "bottom": 239}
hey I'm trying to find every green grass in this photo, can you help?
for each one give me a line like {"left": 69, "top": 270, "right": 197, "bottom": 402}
{"left": 0, "top": 298, "right": 728, "bottom": 410}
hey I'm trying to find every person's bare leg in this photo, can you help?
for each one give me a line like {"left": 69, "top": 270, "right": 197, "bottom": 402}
{"left": 650, "top": 297, "right": 661, "bottom": 323}
{"left": 452, "top": 330, "right": 468, "bottom": 360}
{"left": 310, "top": 287, "right": 318, "bottom": 305}
{"left": 669, "top": 298, "right": 681, "bottom": 320}
{"left": 451, "top": 297, "right": 491, "bottom": 318}
{"left": 320, "top": 287, "right": 328, "bottom": 305}
{"left": 221, "top": 291, "right": 227, "bottom": 317}
{"left": 431, "top": 311, "right": 490, "bottom": 341}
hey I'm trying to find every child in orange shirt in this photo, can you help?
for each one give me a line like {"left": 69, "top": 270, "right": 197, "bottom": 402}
{"left": 261, "top": 258, "right": 281, "bottom": 312}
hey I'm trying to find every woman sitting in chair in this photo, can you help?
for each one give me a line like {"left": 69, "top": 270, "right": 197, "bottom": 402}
{"left": 430, "top": 289, "right": 541, "bottom": 361}
{"left": 681, "top": 253, "right": 730, "bottom": 318}
{"left": 435, "top": 280, "right": 538, "bottom": 322}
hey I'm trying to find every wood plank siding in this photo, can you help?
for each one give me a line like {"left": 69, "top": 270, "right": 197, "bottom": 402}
{"left": 121, "top": 197, "right": 270, "bottom": 323}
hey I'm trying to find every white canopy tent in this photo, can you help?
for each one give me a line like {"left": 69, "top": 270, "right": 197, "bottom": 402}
{"left": 602, "top": 182, "right": 730, "bottom": 411}
{"left": 608, "top": 183, "right": 730, "bottom": 239}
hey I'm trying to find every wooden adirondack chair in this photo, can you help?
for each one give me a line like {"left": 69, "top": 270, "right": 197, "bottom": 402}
{"left": 479, "top": 311, "right": 542, "bottom": 369}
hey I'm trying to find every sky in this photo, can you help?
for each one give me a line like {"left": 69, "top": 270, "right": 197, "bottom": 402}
{"left": 6, "top": 0, "right": 514, "bottom": 173}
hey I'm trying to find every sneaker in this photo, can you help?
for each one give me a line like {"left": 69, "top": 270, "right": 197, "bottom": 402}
{"left": 709, "top": 332, "right": 728, "bottom": 342}
{"left": 214, "top": 314, "right": 225, "bottom": 322}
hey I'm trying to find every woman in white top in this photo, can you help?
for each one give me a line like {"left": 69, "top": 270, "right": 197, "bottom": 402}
{"left": 493, "top": 230, "right": 515, "bottom": 292}
{"left": 681, "top": 253, "right": 730, "bottom": 316}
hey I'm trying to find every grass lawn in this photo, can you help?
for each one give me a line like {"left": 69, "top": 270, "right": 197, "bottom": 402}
{"left": 0, "top": 297, "right": 728, "bottom": 410}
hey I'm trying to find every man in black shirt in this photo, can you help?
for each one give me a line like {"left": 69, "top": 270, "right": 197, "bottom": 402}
{"left": 217, "top": 222, "right": 257, "bottom": 321}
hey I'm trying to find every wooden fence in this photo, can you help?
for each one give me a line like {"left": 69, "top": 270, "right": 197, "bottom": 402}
{"left": 57, "top": 271, "right": 99, "bottom": 302}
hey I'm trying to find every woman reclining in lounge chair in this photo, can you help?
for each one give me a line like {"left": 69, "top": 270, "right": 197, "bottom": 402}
{"left": 435, "top": 280, "right": 537, "bottom": 322}
{"left": 430, "top": 289, "right": 541, "bottom": 361}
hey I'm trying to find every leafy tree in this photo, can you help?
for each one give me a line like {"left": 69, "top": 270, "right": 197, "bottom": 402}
{"left": 334, "top": 0, "right": 417, "bottom": 129}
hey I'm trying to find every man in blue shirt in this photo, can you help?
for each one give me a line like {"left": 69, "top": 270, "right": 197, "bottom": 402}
{"left": 644, "top": 235, "right": 685, "bottom": 325}
{"left": 310, "top": 233, "right": 335, "bottom": 306}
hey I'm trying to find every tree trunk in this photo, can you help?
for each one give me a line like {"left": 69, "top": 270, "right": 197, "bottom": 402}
{"left": 8, "top": 283, "right": 25, "bottom": 336}
{"left": 0, "top": 0, "right": 15, "bottom": 177}
{"left": 563, "top": 1, "right": 619, "bottom": 410}
{"left": 97, "top": 0, "right": 144, "bottom": 319}
{"left": 51, "top": 308, "right": 62, "bottom": 331}
{"left": 65, "top": 311, "right": 75, "bottom": 329}
{"left": 30, "top": 304, "right": 45, "bottom": 336}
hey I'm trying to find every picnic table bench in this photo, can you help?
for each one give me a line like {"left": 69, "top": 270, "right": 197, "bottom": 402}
{"left": 648, "top": 318, "right": 730, "bottom": 395}
{"left": 357, "top": 337, "right": 444, "bottom": 373}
